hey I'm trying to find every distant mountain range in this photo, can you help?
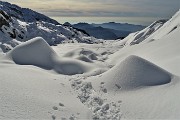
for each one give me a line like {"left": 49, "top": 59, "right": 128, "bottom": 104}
{"left": 67, "top": 22, "right": 146, "bottom": 40}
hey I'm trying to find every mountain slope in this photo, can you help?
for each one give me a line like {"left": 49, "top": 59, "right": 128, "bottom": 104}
{"left": 73, "top": 23, "right": 118, "bottom": 40}
{"left": 119, "top": 9, "right": 180, "bottom": 46}
{"left": 0, "top": 1, "right": 59, "bottom": 24}
{"left": 143, "top": 9, "right": 180, "bottom": 43}
{"left": 0, "top": 1, "right": 99, "bottom": 52}
{"left": 119, "top": 19, "right": 167, "bottom": 46}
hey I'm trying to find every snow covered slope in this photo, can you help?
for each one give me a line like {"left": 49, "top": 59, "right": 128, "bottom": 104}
{"left": 0, "top": 3, "right": 180, "bottom": 120}
{"left": 120, "top": 19, "right": 167, "bottom": 46}
{"left": 0, "top": 1, "right": 99, "bottom": 52}
{"left": 87, "top": 9, "right": 180, "bottom": 119}
{"left": 119, "top": 10, "right": 180, "bottom": 46}
{"left": 0, "top": 1, "right": 59, "bottom": 24}
{"left": 143, "top": 9, "right": 180, "bottom": 43}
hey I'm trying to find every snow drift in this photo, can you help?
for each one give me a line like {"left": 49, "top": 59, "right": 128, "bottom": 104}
{"left": 7, "top": 37, "right": 55, "bottom": 69}
{"left": 7, "top": 37, "right": 97, "bottom": 75}
{"left": 91, "top": 55, "right": 172, "bottom": 91}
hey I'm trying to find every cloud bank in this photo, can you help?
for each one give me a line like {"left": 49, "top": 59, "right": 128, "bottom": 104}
{"left": 6, "top": 0, "right": 179, "bottom": 18}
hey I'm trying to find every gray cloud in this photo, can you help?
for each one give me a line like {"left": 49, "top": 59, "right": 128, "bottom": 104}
{"left": 4, "top": 0, "right": 180, "bottom": 18}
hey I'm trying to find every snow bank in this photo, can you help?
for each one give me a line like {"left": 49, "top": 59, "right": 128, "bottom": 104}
{"left": 8, "top": 37, "right": 55, "bottom": 69}
{"left": 7, "top": 37, "right": 97, "bottom": 75}
{"left": 92, "top": 55, "right": 172, "bottom": 91}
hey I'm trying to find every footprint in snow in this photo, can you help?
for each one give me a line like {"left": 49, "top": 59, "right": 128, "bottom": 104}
{"left": 52, "top": 115, "right": 56, "bottom": 120}
{"left": 52, "top": 106, "right": 58, "bottom": 110}
{"left": 59, "top": 102, "right": 65, "bottom": 107}
{"left": 61, "top": 117, "right": 67, "bottom": 120}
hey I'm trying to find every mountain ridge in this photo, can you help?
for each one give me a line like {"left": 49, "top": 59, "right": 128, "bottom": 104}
{"left": 72, "top": 22, "right": 145, "bottom": 40}
{"left": 0, "top": 1, "right": 60, "bottom": 24}
{"left": 0, "top": 1, "right": 100, "bottom": 52}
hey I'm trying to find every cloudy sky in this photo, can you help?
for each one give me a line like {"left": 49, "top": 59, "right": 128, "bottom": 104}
{"left": 5, "top": 0, "right": 180, "bottom": 25}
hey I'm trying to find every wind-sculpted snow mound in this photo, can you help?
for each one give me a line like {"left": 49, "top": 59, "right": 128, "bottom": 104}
{"left": 8, "top": 37, "right": 55, "bottom": 69}
{"left": 7, "top": 37, "right": 98, "bottom": 75}
{"left": 91, "top": 55, "right": 172, "bottom": 91}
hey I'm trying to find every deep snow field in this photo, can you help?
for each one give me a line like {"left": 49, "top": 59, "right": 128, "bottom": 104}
{"left": 0, "top": 4, "right": 180, "bottom": 120}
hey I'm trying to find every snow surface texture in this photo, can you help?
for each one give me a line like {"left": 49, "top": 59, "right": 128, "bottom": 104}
{"left": 0, "top": 2, "right": 180, "bottom": 120}
{"left": 7, "top": 37, "right": 107, "bottom": 75}
{"left": 63, "top": 48, "right": 107, "bottom": 63}
{"left": 71, "top": 79, "right": 122, "bottom": 119}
